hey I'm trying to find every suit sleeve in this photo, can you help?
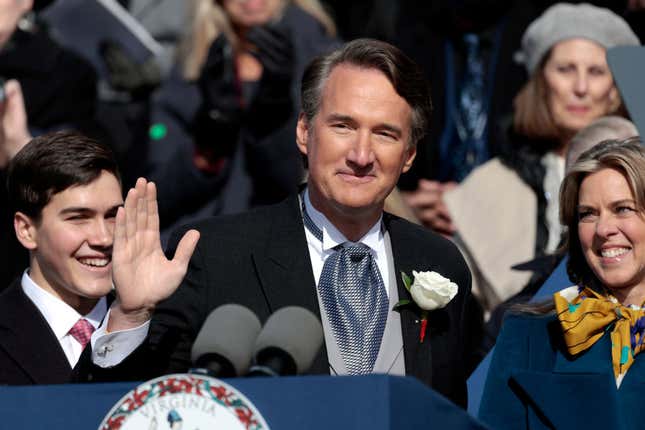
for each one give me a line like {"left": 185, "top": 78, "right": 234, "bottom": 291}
{"left": 144, "top": 225, "right": 215, "bottom": 374}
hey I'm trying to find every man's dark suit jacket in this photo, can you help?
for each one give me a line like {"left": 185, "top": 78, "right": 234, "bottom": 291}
{"left": 0, "top": 280, "right": 75, "bottom": 384}
{"left": 85, "top": 195, "right": 473, "bottom": 406}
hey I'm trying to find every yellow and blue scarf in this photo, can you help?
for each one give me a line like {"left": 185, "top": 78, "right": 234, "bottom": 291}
{"left": 554, "top": 286, "right": 645, "bottom": 386}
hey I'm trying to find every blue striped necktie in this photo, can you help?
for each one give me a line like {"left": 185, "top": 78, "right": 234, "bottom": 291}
{"left": 302, "top": 202, "right": 388, "bottom": 374}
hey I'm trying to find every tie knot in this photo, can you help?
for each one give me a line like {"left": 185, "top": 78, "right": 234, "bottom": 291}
{"left": 342, "top": 243, "right": 370, "bottom": 262}
{"left": 69, "top": 318, "right": 95, "bottom": 349}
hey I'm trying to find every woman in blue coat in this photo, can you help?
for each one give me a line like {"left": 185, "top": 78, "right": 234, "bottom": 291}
{"left": 479, "top": 138, "right": 645, "bottom": 429}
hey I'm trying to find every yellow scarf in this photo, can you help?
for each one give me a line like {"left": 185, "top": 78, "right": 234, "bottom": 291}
{"left": 554, "top": 286, "right": 645, "bottom": 385}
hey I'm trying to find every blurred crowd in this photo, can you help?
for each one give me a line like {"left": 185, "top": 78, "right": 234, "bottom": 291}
{"left": 0, "top": 0, "right": 644, "bottom": 380}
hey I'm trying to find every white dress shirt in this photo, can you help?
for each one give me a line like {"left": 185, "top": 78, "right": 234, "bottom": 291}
{"left": 91, "top": 307, "right": 150, "bottom": 368}
{"left": 21, "top": 270, "right": 149, "bottom": 369}
{"left": 302, "top": 189, "right": 391, "bottom": 296}
{"left": 21, "top": 271, "right": 106, "bottom": 368}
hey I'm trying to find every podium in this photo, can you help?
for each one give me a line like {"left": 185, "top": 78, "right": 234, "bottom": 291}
{"left": 0, "top": 375, "right": 486, "bottom": 429}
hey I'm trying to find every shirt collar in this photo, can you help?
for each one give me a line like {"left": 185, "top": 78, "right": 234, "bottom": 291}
{"left": 303, "top": 188, "right": 383, "bottom": 253}
{"left": 21, "top": 270, "right": 107, "bottom": 341}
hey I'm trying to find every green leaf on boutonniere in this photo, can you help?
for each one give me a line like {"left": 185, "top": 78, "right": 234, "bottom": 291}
{"left": 393, "top": 299, "right": 412, "bottom": 312}
{"left": 401, "top": 271, "right": 412, "bottom": 291}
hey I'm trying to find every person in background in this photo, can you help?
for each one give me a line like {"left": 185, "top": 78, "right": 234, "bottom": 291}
{"left": 0, "top": 80, "right": 30, "bottom": 169}
{"left": 479, "top": 138, "right": 645, "bottom": 428}
{"left": 565, "top": 116, "right": 639, "bottom": 170}
{"left": 397, "top": 0, "right": 538, "bottom": 234}
{"left": 185, "top": 0, "right": 336, "bottom": 198}
{"left": 123, "top": 0, "right": 190, "bottom": 78}
{"left": 0, "top": 0, "right": 102, "bottom": 290}
{"left": 0, "top": 0, "right": 98, "bottom": 135}
{"left": 441, "top": 3, "right": 639, "bottom": 316}
{"left": 397, "top": 1, "right": 642, "bottom": 236}
{"left": 0, "top": 79, "right": 33, "bottom": 292}
{"left": 146, "top": 0, "right": 338, "bottom": 234}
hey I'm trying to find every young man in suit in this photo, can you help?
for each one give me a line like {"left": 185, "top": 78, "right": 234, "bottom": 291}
{"left": 0, "top": 130, "right": 197, "bottom": 385}
{"left": 0, "top": 131, "right": 126, "bottom": 384}
{"left": 91, "top": 39, "right": 473, "bottom": 407}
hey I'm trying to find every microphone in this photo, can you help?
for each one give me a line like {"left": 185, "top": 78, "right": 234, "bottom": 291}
{"left": 190, "top": 304, "right": 262, "bottom": 377}
{"left": 247, "top": 306, "right": 323, "bottom": 377}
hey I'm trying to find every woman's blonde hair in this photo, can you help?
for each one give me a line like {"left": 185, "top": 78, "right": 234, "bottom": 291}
{"left": 179, "top": 0, "right": 336, "bottom": 80}
{"left": 512, "top": 138, "right": 645, "bottom": 315}
{"left": 559, "top": 137, "right": 645, "bottom": 287}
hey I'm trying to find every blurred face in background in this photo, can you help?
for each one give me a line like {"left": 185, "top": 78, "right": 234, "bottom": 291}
{"left": 221, "top": 0, "right": 283, "bottom": 29}
{"left": 543, "top": 38, "right": 619, "bottom": 138}
{"left": 0, "top": 0, "right": 32, "bottom": 49}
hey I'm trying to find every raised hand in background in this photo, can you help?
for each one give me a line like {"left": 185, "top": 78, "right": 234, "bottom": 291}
{"left": 246, "top": 20, "right": 295, "bottom": 136}
{"left": 0, "top": 79, "right": 31, "bottom": 168}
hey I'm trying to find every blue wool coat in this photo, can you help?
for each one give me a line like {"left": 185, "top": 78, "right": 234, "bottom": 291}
{"left": 479, "top": 313, "right": 645, "bottom": 429}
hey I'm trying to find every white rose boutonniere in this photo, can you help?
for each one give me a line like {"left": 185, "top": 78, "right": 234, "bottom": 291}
{"left": 410, "top": 271, "right": 458, "bottom": 311}
{"left": 394, "top": 270, "right": 458, "bottom": 342}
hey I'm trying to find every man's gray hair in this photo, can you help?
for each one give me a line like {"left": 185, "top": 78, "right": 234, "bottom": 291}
{"left": 300, "top": 38, "right": 432, "bottom": 146}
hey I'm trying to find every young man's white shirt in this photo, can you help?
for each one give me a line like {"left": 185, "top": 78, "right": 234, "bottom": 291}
{"left": 21, "top": 270, "right": 148, "bottom": 368}
{"left": 22, "top": 271, "right": 106, "bottom": 368}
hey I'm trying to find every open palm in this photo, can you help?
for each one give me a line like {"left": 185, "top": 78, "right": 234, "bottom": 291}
{"left": 112, "top": 178, "right": 200, "bottom": 320}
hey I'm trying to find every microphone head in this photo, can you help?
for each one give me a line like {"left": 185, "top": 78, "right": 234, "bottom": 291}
{"left": 191, "top": 304, "right": 262, "bottom": 376}
{"left": 253, "top": 306, "right": 323, "bottom": 374}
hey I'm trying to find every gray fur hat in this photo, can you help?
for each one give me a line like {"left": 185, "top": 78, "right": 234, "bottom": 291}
{"left": 518, "top": 3, "right": 640, "bottom": 74}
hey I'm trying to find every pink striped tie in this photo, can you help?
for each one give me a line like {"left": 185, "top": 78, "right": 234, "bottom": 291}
{"left": 69, "top": 318, "right": 95, "bottom": 349}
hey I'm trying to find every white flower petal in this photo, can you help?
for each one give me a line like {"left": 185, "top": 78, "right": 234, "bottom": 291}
{"left": 409, "top": 271, "right": 458, "bottom": 310}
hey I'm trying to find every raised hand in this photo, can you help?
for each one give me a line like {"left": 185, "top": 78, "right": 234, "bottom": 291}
{"left": 402, "top": 179, "right": 457, "bottom": 236}
{"left": 109, "top": 178, "right": 200, "bottom": 331}
{"left": 193, "top": 34, "right": 241, "bottom": 164}
{"left": 245, "top": 22, "right": 294, "bottom": 135}
{"left": 0, "top": 79, "right": 31, "bottom": 168}
{"left": 247, "top": 23, "right": 294, "bottom": 86}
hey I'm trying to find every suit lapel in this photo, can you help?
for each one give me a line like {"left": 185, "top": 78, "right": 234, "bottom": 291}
{"left": 251, "top": 196, "right": 328, "bottom": 373}
{"left": 0, "top": 281, "right": 72, "bottom": 384}
{"left": 386, "top": 215, "right": 433, "bottom": 385}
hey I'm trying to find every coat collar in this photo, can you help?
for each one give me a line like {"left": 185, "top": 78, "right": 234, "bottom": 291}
{"left": 252, "top": 195, "right": 320, "bottom": 313}
{"left": 511, "top": 325, "right": 620, "bottom": 428}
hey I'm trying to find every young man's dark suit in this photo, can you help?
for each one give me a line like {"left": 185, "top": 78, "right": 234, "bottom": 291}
{"left": 94, "top": 194, "right": 472, "bottom": 407}
{"left": 0, "top": 280, "right": 74, "bottom": 384}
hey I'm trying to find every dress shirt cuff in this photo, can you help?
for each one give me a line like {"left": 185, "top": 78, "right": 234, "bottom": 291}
{"left": 90, "top": 308, "right": 150, "bottom": 368}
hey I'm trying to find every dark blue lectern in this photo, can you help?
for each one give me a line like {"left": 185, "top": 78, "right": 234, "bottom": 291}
{"left": 0, "top": 375, "right": 486, "bottom": 429}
